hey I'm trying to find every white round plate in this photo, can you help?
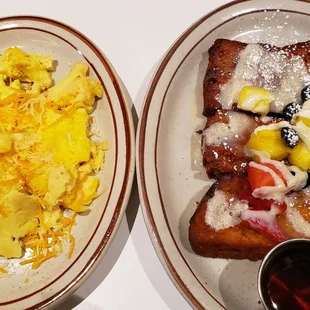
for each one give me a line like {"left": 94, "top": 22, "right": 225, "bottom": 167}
{"left": 137, "top": 1, "right": 310, "bottom": 309}
{"left": 0, "top": 16, "right": 135, "bottom": 309}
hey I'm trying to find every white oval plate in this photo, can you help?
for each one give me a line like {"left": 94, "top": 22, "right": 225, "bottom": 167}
{"left": 0, "top": 16, "right": 135, "bottom": 309}
{"left": 137, "top": 1, "right": 310, "bottom": 309}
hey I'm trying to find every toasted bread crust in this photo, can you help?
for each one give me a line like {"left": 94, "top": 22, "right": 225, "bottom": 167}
{"left": 203, "top": 39, "right": 246, "bottom": 116}
{"left": 203, "top": 39, "right": 310, "bottom": 116}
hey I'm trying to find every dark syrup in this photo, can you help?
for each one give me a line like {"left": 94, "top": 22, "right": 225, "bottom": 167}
{"left": 266, "top": 253, "right": 310, "bottom": 310}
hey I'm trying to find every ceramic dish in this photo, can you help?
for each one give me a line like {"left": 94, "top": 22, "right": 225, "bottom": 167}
{"left": 137, "top": 0, "right": 310, "bottom": 309}
{"left": 0, "top": 16, "right": 135, "bottom": 309}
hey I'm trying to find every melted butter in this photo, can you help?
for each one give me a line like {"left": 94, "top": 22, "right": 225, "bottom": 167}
{"left": 219, "top": 44, "right": 310, "bottom": 113}
{"left": 205, "top": 190, "right": 248, "bottom": 230}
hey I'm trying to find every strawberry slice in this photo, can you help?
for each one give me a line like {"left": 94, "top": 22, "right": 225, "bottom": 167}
{"left": 248, "top": 162, "right": 287, "bottom": 191}
{"left": 239, "top": 190, "right": 287, "bottom": 212}
{"left": 240, "top": 204, "right": 288, "bottom": 243}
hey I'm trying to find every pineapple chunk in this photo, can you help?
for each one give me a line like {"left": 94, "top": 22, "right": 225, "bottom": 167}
{"left": 238, "top": 86, "right": 274, "bottom": 114}
{"left": 288, "top": 142, "right": 310, "bottom": 171}
{"left": 296, "top": 116, "right": 310, "bottom": 127}
{"left": 246, "top": 130, "right": 291, "bottom": 160}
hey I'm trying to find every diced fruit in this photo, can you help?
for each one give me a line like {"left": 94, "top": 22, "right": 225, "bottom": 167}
{"left": 267, "top": 112, "right": 285, "bottom": 119}
{"left": 281, "top": 127, "right": 300, "bottom": 148}
{"left": 301, "top": 85, "right": 310, "bottom": 102}
{"left": 288, "top": 141, "right": 310, "bottom": 171}
{"left": 246, "top": 130, "right": 291, "bottom": 160}
{"left": 239, "top": 190, "right": 287, "bottom": 212}
{"left": 248, "top": 165, "right": 274, "bottom": 188}
{"left": 240, "top": 204, "right": 288, "bottom": 243}
{"left": 248, "top": 163, "right": 287, "bottom": 190}
{"left": 283, "top": 102, "right": 302, "bottom": 121}
{"left": 296, "top": 116, "right": 310, "bottom": 127}
{"left": 237, "top": 86, "right": 274, "bottom": 114}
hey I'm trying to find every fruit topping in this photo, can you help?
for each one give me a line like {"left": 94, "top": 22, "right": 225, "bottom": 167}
{"left": 295, "top": 116, "right": 310, "bottom": 127}
{"left": 301, "top": 85, "right": 310, "bottom": 102}
{"left": 267, "top": 112, "right": 285, "bottom": 119}
{"left": 281, "top": 127, "right": 300, "bottom": 148}
{"left": 246, "top": 129, "right": 291, "bottom": 160}
{"left": 246, "top": 159, "right": 307, "bottom": 201}
{"left": 240, "top": 204, "right": 288, "bottom": 243}
{"left": 248, "top": 163, "right": 287, "bottom": 190}
{"left": 283, "top": 102, "right": 303, "bottom": 121}
{"left": 239, "top": 190, "right": 287, "bottom": 212}
{"left": 288, "top": 141, "right": 310, "bottom": 171}
{"left": 237, "top": 86, "right": 274, "bottom": 115}
{"left": 304, "top": 172, "right": 310, "bottom": 188}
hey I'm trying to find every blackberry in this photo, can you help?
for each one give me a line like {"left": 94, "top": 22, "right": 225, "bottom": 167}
{"left": 281, "top": 127, "right": 300, "bottom": 148}
{"left": 301, "top": 85, "right": 310, "bottom": 102}
{"left": 283, "top": 102, "right": 302, "bottom": 121}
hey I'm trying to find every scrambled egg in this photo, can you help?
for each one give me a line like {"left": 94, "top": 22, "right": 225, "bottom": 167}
{"left": 0, "top": 47, "right": 105, "bottom": 267}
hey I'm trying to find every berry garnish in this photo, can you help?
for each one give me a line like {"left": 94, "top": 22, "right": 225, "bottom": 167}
{"left": 281, "top": 127, "right": 300, "bottom": 148}
{"left": 267, "top": 112, "right": 285, "bottom": 119}
{"left": 301, "top": 85, "right": 310, "bottom": 102}
{"left": 303, "top": 172, "right": 310, "bottom": 189}
{"left": 283, "top": 102, "right": 302, "bottom": 121}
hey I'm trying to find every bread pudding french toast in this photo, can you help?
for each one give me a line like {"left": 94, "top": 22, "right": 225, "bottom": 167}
{"left": 189, "top": 38, "right": 310, "bottom": 261}
{"left": 201, "top": 109, "right": 282, "bottom": 178}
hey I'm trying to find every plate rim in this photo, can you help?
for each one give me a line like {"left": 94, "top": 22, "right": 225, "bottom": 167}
{"left": 0, "top": 15, "right": 135, "bottom": 309}
{"left": 136, "top": 0, "right": 310, "bottom": 309}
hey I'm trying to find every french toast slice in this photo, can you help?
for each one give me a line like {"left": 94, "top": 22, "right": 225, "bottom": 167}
{"left": 202, "top": 110, "right": 260, "bottom": 178}
{"left": 189, "top": 176, "right": 275, "bottom": 261}
{"left": 189, "top": 176, "right": 308, "bottom": 261}
{"left": 203, "top": 39, "right": 310, "bottom": 116}
{"left": 201, "top": 109, "right": 282, "bottom": 178}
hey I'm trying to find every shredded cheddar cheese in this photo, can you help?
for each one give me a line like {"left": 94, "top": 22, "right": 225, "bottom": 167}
{"left": 0, "top": 47, "right": 106, "bottom": 270}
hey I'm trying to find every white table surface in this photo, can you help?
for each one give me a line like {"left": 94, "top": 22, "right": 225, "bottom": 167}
{"left": 1, "top": 1, "right": 229, "bottom": 309}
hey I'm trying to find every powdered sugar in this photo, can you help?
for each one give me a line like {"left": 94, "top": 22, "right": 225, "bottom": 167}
{"left": 205, "top": 190, "right": 248, "bottom": 231}
{"left": 202, "top": 111, "right": 255, "bottom": 148}
{"left": 219, "top": 44, "right": 310, "bottom": 113}
{"left": 285, "top": 194, "right": 310, "bottom": 237}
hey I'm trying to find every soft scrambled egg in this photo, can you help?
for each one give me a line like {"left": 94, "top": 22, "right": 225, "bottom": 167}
{"left": 0, "top": 47, "right": 105, "bottom": 268}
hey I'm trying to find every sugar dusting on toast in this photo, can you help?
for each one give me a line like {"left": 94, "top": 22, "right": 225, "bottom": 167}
{"left": 219, "top": 44, "right": 310, "bottom": 113}
{"left": 285, "top": 191, "right": 310, "bottom": 237}
{"left": 202, "top": 111, "right": 255, "bottom": 149}
{"left": 205, "top": 190, "right": 248, "bottom": 231}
